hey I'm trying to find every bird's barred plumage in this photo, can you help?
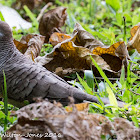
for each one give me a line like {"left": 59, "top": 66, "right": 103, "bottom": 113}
{"left": 0, "top": 21, "right": 124, "bottom": 107}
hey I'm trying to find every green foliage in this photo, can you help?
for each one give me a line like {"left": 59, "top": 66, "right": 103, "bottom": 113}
{"left": 0, "top": 0, "right": 16, "bottom": 7}
{"left": 0, "top": 72, "right": 18, "bottom": 133}
{"left": 76, "top": 73, "right": 93, "bottom": 95}
{"left": 2, "top": 71, "right": 8, "bottom": 131}
{"left": 40, "top": 44, "right": 53, "bottom": 56}
{"left": 74, "top": 57, "right": 140, "bottom": 125}
{"left": 0, "top": 101, "right": 17, "bottom": 133}
{"left": 0, "top": 12, "right": 5, "bottom": 21}
{"left": 23, "top": 5, "right": 38, "bottom": 28}
{"left": 106, "top": 0, "right": 121, "bottom": 11}
{"left": 90, "top": 56, "right": 117, "bottom": 93}
{"left": 64, "top": 0, "right": 139, "bottom": 45}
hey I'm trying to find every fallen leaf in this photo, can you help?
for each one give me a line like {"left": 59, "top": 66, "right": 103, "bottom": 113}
{"left": 47, "top": 23, "right": 129, "bottom": 73}
{"left": 113, "top": 118, "right": 140, "bottom": 140}
{"left": 14, "top": 34, "right": 45, "bottom": 61}
{"left": 12, "top": 0, "right": 45, "bottom": 10}
{"left": 92, "top": 41, "right": 123, "bottom": 56}
{"left": 5, "top": 100, "right": 139, "bottom": 140}
{"left": 24, "top": 35, "right": 45, "bottom": 60}
{"left": 92, "top": 41, "right": 130, "bottom": 71}
{"left": 127, "top": 24, "right": 140, "bottom": 53}
{"left": 39, "top": 7, "right": 67, "bottom": 42}
{"left": 35, "top": 31, "right": 112, "bottom": 77}
{"left": 130, "top": 23, "right": 140, "bottom": 40}
{"left": 49, "top": 32, "right": 71, "bottom": 46}
{"left": 92, "top": 41, "right": 130, "bottom": 59}
{"left": 54, "top": 67, "right": 83, "bottom": 78}
{"left": 14, "top": 39, "right": 28, "bottom": 53}
{"left": 72, "top": 23, "right": 130, "bottom": 72}
{"left": 73, "top": 23, "right": 130, "bottom": 72}
{"left": 65, "top": 102, "right": 89, "bottom": 112}
{"left": 73, "top": 23, "right": 104, "bottom": 51}
{"left": 115, "top": 42, "right": 130, "bottom": 59}
{"left": 49, "top": 23, "right": 104, "bottom": 51}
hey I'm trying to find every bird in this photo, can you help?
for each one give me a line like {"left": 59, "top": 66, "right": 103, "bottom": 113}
{"left": 0, "top": 21, "right": 124, "bottom": 108}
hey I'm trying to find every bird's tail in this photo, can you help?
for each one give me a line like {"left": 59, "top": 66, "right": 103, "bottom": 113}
{"left": 71, "top": 87, "right": 125, "bottom": 108}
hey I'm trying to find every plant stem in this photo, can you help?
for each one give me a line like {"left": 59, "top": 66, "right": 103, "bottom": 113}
{"left": 3, "top": 70, "right": 8, "bottom": 131}
{"left": 123, "top": 16, "right": 127, "bottom": 43}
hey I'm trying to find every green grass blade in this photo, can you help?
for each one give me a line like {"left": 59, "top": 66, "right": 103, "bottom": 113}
{"left": 90, "top": 56, "right": 117, "bottom": 93}
{"left": 76, "top": 73, "right": 93, "bottom": 95}
{"left": 119, "top": 65, "right": 125, "bottom": 88}
{"left": 23, "top": 5, "right": 38, "bottom": 28}
{"left": 55, "top": 0, "right": 63, "bottom": 5}
{"left": 0, "top": 12, "right": 5, "bottom": 21}
{"left": 90, "top": 56, "right": 119, "bottom": 109}
{"left": 132, "top": 116, "right": 139, "bottom": 128}
{"left": 106, "top": 84, "right": 118, "bottom": 111}
{"left": 106, "top": 0, "right": 121, "bottom": 11}
{"left": 126, "top": 63, "right": 131, "bottom": 89}
{"left": 3, "top": 70, "right": 8, "bottom": 131}
{"left": 96, "top": 95, "right": 104, "bottom": 107}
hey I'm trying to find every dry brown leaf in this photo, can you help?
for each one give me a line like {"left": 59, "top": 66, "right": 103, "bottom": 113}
{"left": 73, "top": 23, "right": 104, "bottom": 51}
{"left": 14, "top": 39, "right": 28, "bottom": 53}
{"left": 4, "top": 100, "right": 139, "bottom": 140}
{"left": 54, "top": 67, "right": 83, "bottom": 78}
{"left": 65, "top": 102, "right": 89, "bottom": 112}
{"left": 92, "top": 41, "right": 123, "bottom": 56}
{"left": 14, "top": 34, "right": 45, "bottom": 61}
{"left": 92, "top": 41, "right": 130, "bottom": 59}
{"left": 49, "top": 32, "right": 71, "bottom": 46}
{"left": 49, "top": 23, "right": 104, "bottom": 49}
{"left": 72, "top": 23, "right": 130, "bottom": 72}
{"left": 113, "top": 118, "right": 140, "bottom": 140}
{"left": 6, "top": 100, "right": 112, "bottom": 140}
{"left": 39, "top": 7, "right": 67, "bottom": 42}
{"left": 12, "top": 0, "right": 46, "bottom": 10}
{"left": 127, "top": 23, "right": 140, "bottom": 53}
{"left": 115, "top": 42, "right": 130, "bottom": 59}
{"left": 35, "top": 31, "right": 112, "bottom": 77}
{"left": 92, "top": 41, "right": 130, "bottom": 72}
{"left": 24, "top": 35, "right": 45, "bottom": 60}
{"left": 47, "top": 23, "right": 129, "bottom": 73}
{"left": 130, "top": 23, "right": 140, "bottom": 40}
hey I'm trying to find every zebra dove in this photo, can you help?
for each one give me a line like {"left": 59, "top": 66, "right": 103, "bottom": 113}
{"left": 0, "top": 21, "right": 124, "bottom": 108}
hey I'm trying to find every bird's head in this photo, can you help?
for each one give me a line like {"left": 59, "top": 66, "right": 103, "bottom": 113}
{"left": 0, "top": 21, "right": 13, "bottom": 41}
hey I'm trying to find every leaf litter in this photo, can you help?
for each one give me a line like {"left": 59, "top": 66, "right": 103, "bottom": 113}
{"left": 3, "top": 100, "right": 139, "bottom": 140}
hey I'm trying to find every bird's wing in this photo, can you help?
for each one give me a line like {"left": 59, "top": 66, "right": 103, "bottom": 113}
{"left": 2, "top": 51, "right": 71, "bottom": 103}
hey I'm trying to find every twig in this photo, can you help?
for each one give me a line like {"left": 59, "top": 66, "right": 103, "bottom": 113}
{"left": 128, "top": 89, "right": 140, "bottom": 96}
{"left": 37, "top": 2, "right": 53, "bottom": 21}
{"left": 123, "top": 16, "right": 127, "bottom": 43}
{"left": 94, "top": 77, "right": 126, "bottom": 81}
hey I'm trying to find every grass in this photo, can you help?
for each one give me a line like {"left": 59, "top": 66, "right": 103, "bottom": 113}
{"left": 2, "top": 71, "right": 8, "bottom": 131}
{"left": 0, "top": 72, "right": 18, "bottom": 134}
{"left": 75, "top": 59, "right": 140, "bottom": 125}
{"left": 23, "top": 5, "right": 38, "bottom": 28}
